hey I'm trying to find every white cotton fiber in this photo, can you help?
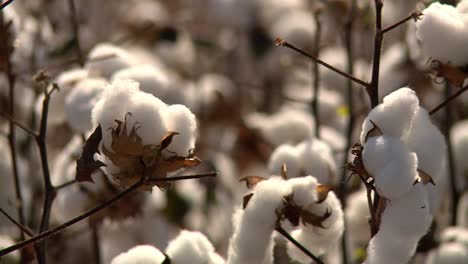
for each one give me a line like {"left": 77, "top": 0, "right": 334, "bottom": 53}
{"left": 111, "top": 64, "right": 170, "bottom": 99}
{"left": 227, "top": 178, "right": 291, "bottom": 264}
{"left": 287, "top": 176, "right": 318, "bottom": 207}
{"left": 86, "top": 43, "right": 137, "bottom": 78}
{"left": 65, "top": 78, "right": 107, "bottom": 133}
{"left": 268, "top": 144, "right": 301, "bottom": 178}
{"left": 270, "top": 9, "right": 315, "bottom": 50}
{"left": 441, "top": 226, "right": 468, "bottom": 247}
{"left": 111, "top": 245, "right": 166, "bottom": 264}
{"left": 416, "top": 2, "right": 468, "bottom": 66}
{"left": 166, "top": 230, "right": 224, "bottom": 264}
{"left": 362, "top": 136, "right": 418, "bottom": 199}
{"left": 161, "top": 104, "right": 197, "bottom": 156}
{"left": 345, "top": 189, "right": 371, "bottom": 247}
{"left": 297, "top": 139, "right": 337, "bottom": 185}
{"left": 425, "top": 243, "right": 468, "bottom": 264}
{"left": 360, "top": 88, "right": 419, "bottom": 143}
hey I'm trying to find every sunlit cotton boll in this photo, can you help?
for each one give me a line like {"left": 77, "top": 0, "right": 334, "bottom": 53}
{"left": 65, "top": 78, "right": 107, "bottom": 133}
{"left": 268, "top": 144, "right": 301, "bottom": 178}
{"left": 415, "top": 1, "right": 468, "bottom": 66}
{"left": 166, "top": 230, "right": 225, "bottom": 264}
{"left": 86, "top": 43, "right": 138, "bottom": 78}
{"left": 111, "top": 245, "right": 166, "bottom": 264}
{"left": 297, "top": 139, "right": 337, "bottom": 185}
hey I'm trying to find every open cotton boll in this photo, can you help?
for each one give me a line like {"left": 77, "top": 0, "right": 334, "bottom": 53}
{"left": 287, "top": 176, "right": 319, "bottom": 207}
{"left": 111, "top": 64, "right": 171, "bottom": 99}
{"left": 166, "top": 230, "right": 225, "bottom": 264}
{"left": 268, "top": 144, "right": 301, "bottom": 178}
{"left": 297, "top": 139, "right": 337, "bottom": 185}
{"left": 161, "top": 104, "right": 197, "bottom": 156}
{"left": 228, "top": 178, "right": 291, "bottom": 264}
{"left": 365, "top": 184, "right": 432, "bottom": 264}
{"left": 415, "top": 2, "right": 468, "bottom": 66}
{"left": 345, "top": 189, "right": 371, "bottom": 252}
{"left": 86, "top": 43, "right": 137, "bottom": 78}
{"left": 362, "top": 136, "right": 418, "bottom": 199}
{"left": 270, "top": 10, "right": 315, "bottom": 50}
{"left": 425, "top": 243, "right": 468, "bottom": 264}
{"left": 360, "top": 88, "right": 419, "bottom": 143}
{"left": 379, "top": 43, "right": 412, "bottom": 100}
{"left": 65, "top": 78, "right": 107, "bottom": 133}
{"left": 111, "top": 245, "right": 166, "bottom": 264}
{"left": 287, "top": 191, "right": 344, "bottom": 262}
{"left": 440, "top": 227, "right": 468, "bottom": 247}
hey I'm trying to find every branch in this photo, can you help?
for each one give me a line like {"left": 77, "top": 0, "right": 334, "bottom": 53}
{"left": 381, "top": 11, "right": 422, "bottom": 35}
{"left": 429, "top": 84, "right": 468, "bottom": 115}
{"left": 0, "top": 207, "right": 35, "bottom": 237}
{"left": 275, "top": 38, "right": 370, "bottom": 88}
{"left": 311, "top": 10, "right": 322, "bottom": 139}
{"left": 68, "top": 0, "right": 84, "bottom": 67}
{"left": 367, "top": 0, "right": 383, "bottom": 108}
{"left": 55, "top": 179, "right": 77, "bottom": 190}
{"left": 0, "top": 0, "right": 14, "bottom": 10}
{"left": 0, "top": 171, "right": 217, "bottom": 257}
{"left": 0, "top": 111, "right": 37, "bottom": 137}
{"left": 146, "top": 172, "right": 217, "bottom": 183}
{"left": 275, "top": 225, "right": 324, "bottom": 264}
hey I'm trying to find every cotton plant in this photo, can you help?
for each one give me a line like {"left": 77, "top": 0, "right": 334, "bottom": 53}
{"left": 268, "top": 138, "right": 337, "bottom": 185}
{"left": 88, "top": 79, "right": 199, "bottom": 189}
{"left": 426, "top": 226, "right": 468, "bottom": 264}
{"left": 86, "top": 43, "right": 138, "bottom": 78}
{"left": 110, "top": 230, "right": 224, "bottom": 264}
{"left": 227, "top": 174, "right": 343, "bottom": 264}
{"left": 348, "top": 88, "right": 446, "bottom": 263}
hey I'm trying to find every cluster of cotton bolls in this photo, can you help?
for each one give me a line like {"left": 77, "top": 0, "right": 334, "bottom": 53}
{"left": 2, "top": 0, "right": 468, "bottom": 263}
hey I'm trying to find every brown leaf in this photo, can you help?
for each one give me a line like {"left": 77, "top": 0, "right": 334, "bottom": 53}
{"left": 160, "top": 131, "right": 179, "bottom": 151}
{"left": 417, "top": 169, "right": 435, "bottom": 185}
{"left": 76, "top": 125, "right": 106, "bottom": 183}
{"left": 243, "top": 193, "right": 254, "bottom": 209}
{"left": 432, "top": 60, "right": 467, "bottom": 88}
{"left": 364, "top": 120, "right": 383, "bottom": 143}
{"left": 240, "top": 176, "right": 266, "bottom": 189}
{"left": 316, "top": 185, "right": 333, "bottom": 203}
{"left": 110, "top": 114, "right": 145, "bottom": 156}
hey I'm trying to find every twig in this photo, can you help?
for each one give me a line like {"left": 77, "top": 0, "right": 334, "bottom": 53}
{"left": 275, "top": 225, "right": 324, "bottom": 264}
{"left": 360, "top": 176, "right": 378, "bottom": 237}
{"left": 68, "top": 0, "right": 84, "bottom": 67}
{"left": 55, "top": 179, "right": 77, "bottom": 190}
{"left": 0, "top": 0, "right": 14, "bottom": 10}
{"left": 0, "top": 112, "right": 37, "bottom": 137}
{"left": 0, "top": 207, "right": 35, "bottom": 237}
{"left": 368, "top": 0, "right": 383, "bottom": 108}
{"left": 381, "top": 11, "right": 422, "bottom": 35}
{"left": 0, "top": 171, "right": 217, "bottom": 257}
{"left": 429, "top": 84, "right": 468, "bottom": 115}
{"left": 275, "top": 38, "right": 370, "bottom": 88}
{"left": 146, "top": 172, "right": 218, "bottom": 182}
{"left": 0, "top": 8, "right": 26, "bottom": 243}
{"left": 311, "top": 11, "right": 322, "bottom": 139}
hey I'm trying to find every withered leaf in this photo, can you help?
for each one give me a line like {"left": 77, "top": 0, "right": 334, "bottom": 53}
{"left": 243, "top": 193, "right": 254, "bottom": 209}
{"left": 301, "top": 208, "right": 332, "bottom": 228}
{"left": 160, "top": 131, "right": 179, "bottom": 151}
{"left": 76, "top": 125, "right": 106, "bottom": 183}
{"left": 110, "top": 114, "right": 145, "bottom": 156}
{"left": 316, "top": 185, "right": 333, "bottom": 203}
{"left": 432, "top": 60, "right": 467, "bottom": 88}
{"left": 364, "top": 120, "right": 383, "bottom": 143}
{"left": 239, "top": 176, "right": 266, "bottom": 189}
{"left": 281, "top": 163, "right": 288, "bottom": 179}
{"left": 416, "top": 169, "right": 435, "bottom": 185}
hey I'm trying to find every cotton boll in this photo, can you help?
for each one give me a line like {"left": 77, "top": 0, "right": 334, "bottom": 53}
{"left": 440, "top": 227, "right": 468, "bottom": 247}
{"left": 111, "top": 245, "right": 166, "bottom": 264}
{"left": 425, "top": 243, "right": 468, "bottom": 264}
{"left": 362, "top": 136, "right": 418, "bottom": 199}
{"left": 415, "top": 2, "right": 468, "bottom": 66}
{"left": 65, "top": 78, "right": 107, "bottom": 133}
{"left": 154, "top": 31, "right": 195, "bottom": 74}
{"left": 360, "top": 88, "right": 419, "bottom": 143}
{"left": 161, "top": 104, "right": 197, "bottom": 156}
{"left": 288, "top": 176, "right": 319, "bottom": 207}
{"left": 111, "top": 64, "right": 171, "bottom": 99}
{"left": 228, "top": 178, "right": 291, "bottom": 264}
{"left": 378, "top": 43, "right": 411, "bottom": 100}
{"left": 86, "top": 43, "right": 137, "bottom": 78}
{"left": 166, "top": 230, "right": 225, "bottom": 264}
{"left": 268, "top": 144, "right": 301, "bottom": 178}
{"left": 297, "top": 139, "right": 337, "bottom": 185}
{"left": 345, "top": 189, "right": 370, "bottom": 253}
{"left": 270, "top": 10, "right": 315, "bottom": 50}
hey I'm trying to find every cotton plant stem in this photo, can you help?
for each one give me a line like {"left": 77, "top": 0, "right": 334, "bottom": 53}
{"left": 68, "top": 0, "right": 84, "bottom": 67}
{"left": 275, "top": 225, "right": 324, "bottom": 264}
{"left": 0, "top": 207, "right": 35, "bottom": 237}
{"left": 381, "top": 12, "right": 422, "bottom": 35}
{"left": 430, "top": 84, "right": 468, "bottom": 115}
{"left": 311, "top": 11, "right": 321, "bottom": 139}
{"left": 0, "top": 0, "right": 15, "bottom": 10}
{"left": 0, "top": 8, "right": 26, "bottom": 243}
{"left": 0, "top": 172, "right": 217, "bottom": 257}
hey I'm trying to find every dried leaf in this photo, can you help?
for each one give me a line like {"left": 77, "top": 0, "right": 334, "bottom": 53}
{"left": 364, "top": 120, "right": 383, "bottom": 143}
{"left": 301, "top": 208, "right": 332, "bottom": 228}
{"left": 417, "top": 169, "right": 435, "bottom": 185}
{"left": 160, "top": 131, "right": 179, "bottom": 151}
{"left": 76, "top": 125, "right": 106, "bottom": 183}
{"left": 281, "top": 163, "right": 288, "bottom": 179}
{"left": 316, "top": 185, "right": 333, "bottom": 203}
{"left": 243, "top": 193, "right": 254, "bottom": 209}
{"left": 239, "top": 176, "right": 266, "bottom": 189}
{"left": 110, "top": 114, "right": 145, "bottom": 156}
{"left": 432, "top": 60, "right": 467, "bottom": 88}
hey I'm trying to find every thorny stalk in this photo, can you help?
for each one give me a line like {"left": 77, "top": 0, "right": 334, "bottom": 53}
{"left": 0, "top": 172, "right": 217, "bottom": 257}
{"left": 275, "top": 225, "right": 324, "bottom": 264}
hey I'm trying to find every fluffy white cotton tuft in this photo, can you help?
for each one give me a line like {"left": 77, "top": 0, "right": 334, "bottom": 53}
{"left": 296, "top": 139, "right": 337, "bottom": 185}
{"left": 111, "top": 245, "right": 166, "bottom": 264}
{"left": 268, "top": 144, "right": 301, "bottom": 178}
{"left": 227, "top": 177, "right": 291, "bottom": 264}
{"left": 362, "top": 136, "right": 418, "bottom": 199}
{"left": 86, "top": 43, "right": 137, "bottom": 78}
{"left": 416, "top": 1, "right": 468, "bottom": 66}
{"left": 425, "top": 243, "right": 468, "bottom": 264}
{"left": 161, "top": 104, "right": 197, "bottom": 156}
{"left": 287, "top": 176, "right": 318, "bottom": 207}
{"left": 270, "top": 10, "right": 315, "bottom": 49}
{"left": 166, "top": 230, "right": 225, "bottom": 264}
{"left": 65, "top": 78, "right": 107, "bottom": 133}
{"left": 440, "top": 226, "right": 468, "bottom": 247}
